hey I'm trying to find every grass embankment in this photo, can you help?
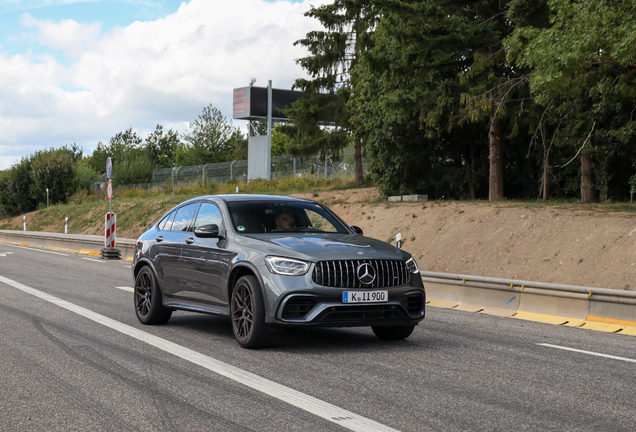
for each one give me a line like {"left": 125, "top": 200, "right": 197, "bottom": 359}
{"left": 0, "top": 175, "right": 365, "bottom": 238}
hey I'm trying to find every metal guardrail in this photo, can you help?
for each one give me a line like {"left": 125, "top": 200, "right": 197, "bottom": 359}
{"left": 421, "top": 271, "right": 636, "bottom": 335}
{"left": 0, "top": 230, "right": 136, "bottom": 260}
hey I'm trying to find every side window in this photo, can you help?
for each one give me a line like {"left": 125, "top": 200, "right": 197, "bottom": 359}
{"left": 194, "top": 202, "right": 223, "bottom": 229}
{"left": 171, "top": 203, "right": 200, "bottom": 232}
{"left": 158, "top": 211, "right": 176, "bottom": 231}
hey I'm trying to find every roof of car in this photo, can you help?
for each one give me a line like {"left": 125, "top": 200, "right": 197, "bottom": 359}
{"left": 199, "top": 194, "right": 313, "bottom": 203}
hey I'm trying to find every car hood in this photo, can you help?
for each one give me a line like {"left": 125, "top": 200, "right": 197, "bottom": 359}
{"left": 234, "top": 233, "right": 408, "bottom": 262}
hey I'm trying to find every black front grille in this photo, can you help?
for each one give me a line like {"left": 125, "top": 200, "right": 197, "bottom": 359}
{"left": 317, "top": 304, "right": 407, "bottom": 322}
{"left": 281, "top": 297, "right": 316, "bottom": 319}
{"left": 312, "top": 260, "right": 409, "bottom": 288}
{"left": 401, "top": 294, "right": 425, "bottom": 316}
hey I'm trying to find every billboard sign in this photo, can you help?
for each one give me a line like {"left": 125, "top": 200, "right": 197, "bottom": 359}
{"left": 233, "top": 86, "right": 307, "bottom": 121}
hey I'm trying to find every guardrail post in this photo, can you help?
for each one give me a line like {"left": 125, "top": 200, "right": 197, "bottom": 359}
{"left": 65, "top": 217, "right": 68, "bottom": 234}
{"left": 23, "top": 216, "right": 26, "bottom": 231}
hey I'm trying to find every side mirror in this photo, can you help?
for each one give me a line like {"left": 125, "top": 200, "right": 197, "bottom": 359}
{"left": 194, "top": 224, "right": 221, "bottom": 238}
{"left": 350, "top": 225, "right": 363, "bottom": 235}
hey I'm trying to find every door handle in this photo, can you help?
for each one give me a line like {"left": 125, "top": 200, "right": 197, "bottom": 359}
{"left": 156, "top": 236, "right": 164, "bottom": 242}
{"left": 185, "top": 237, "right": 194, "bottom": 244}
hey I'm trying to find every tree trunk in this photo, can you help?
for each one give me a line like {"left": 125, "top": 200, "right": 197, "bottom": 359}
{"left": 488, "top": 117, "right": 504, "bottom": 201}
{"left": 541, "top": 159, "right": 550, "bottom": 201}
{"left": 354, "top": 138, "right": 364, "bottom": 185}
{"left": 467, "top": 137, "right": 476, "bottom": 200}
{"left": 580, "top": 151, "right": 597, "bottom": 203}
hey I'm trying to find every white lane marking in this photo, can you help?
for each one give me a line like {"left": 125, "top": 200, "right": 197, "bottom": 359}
{"left": 538, "top": 343, "right": 636, "bottom": 364}
{"left": 116, "top": 286, "right": 134, "bottom": 292}
{"left": 82, "top": 258, "right": 104, "bottom": 263}
{"left": 2, "top": 243, "right": 68, "bottom": 256}
{"left": 0, "top": 274, "right": 399, "bottom": 432}
{"left": 0, "top": 252, "right": 15, "bottom": 256}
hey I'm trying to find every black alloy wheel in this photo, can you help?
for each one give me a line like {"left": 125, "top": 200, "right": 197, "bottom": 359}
{"left": 371, "top": 324, "right": 415, "bottom": 340}
{"left": 231, "top": 275, "right": 272, "bottom": 349}
{"left": 134, "top": 266, "right": 172, "bottom": 325}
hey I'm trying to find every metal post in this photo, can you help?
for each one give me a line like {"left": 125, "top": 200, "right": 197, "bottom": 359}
{"left": 230, "top": 160, "right": 237, "bottom": 179}
{"left": 325, "top": 158, "right": 328, "bottom": 177}
{"left": 23, "top": 216, "right": 26, "bottom": 231}
{"left": 65, "top": 217, "right": 68, "bottom": 234}
{"left": 46, "top": 188, "right": 49, "bottom": 208}
{"left": 293, "top": 157, "right": 296, "bottom": 176}
{"left": 267, "top": 80, "right": 272, "bottom": 180}
{"left": 172, "top": 167, "right": 175, "bottom": 196}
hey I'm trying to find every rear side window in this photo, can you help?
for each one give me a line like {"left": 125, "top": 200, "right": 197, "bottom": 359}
{"left": 171, "top": 203, "right": 200, "bottom": 232}
{"left": 194, "top": 202, "right": 223, "bottom": 229}
{"left": 158, "top": 211, "right": 176, "bottom": 231}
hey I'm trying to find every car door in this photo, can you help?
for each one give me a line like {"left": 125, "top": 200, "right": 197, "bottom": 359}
{"left": 180, "top": 202, "right": 234, "bottom": 305}
{"left": 158, "top": 202, "right": 200, "bottom": 298}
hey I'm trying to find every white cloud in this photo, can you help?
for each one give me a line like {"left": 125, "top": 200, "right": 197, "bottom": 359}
{"left": 20, "top": 13, "right": 102, "bottom": 57}
{"left": 0, "top": 0, "right": 320, "bottom": 169}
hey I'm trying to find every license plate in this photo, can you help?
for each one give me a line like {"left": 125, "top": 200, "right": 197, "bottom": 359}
{"left": 342, "top": 290, "right": 388, "bottom": 304}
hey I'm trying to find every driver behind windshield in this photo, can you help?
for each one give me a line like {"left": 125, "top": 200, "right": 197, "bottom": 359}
{"left": 273, "top": 210, "right": 294, "bottom": 231}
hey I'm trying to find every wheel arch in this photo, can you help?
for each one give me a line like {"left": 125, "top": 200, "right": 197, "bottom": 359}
{"left": 228, "top": 262, "right": 265, "bottom": 304}
{"left": 133, "top": 257, "right": 159, "bottom": 282}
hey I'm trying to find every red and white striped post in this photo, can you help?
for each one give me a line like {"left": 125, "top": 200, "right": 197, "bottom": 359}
{"left": 105, "top": 212, "right": 116, "bottom": 248}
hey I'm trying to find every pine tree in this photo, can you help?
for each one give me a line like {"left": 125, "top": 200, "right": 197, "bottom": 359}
{"left": 285, "top": 0, "right": 378, "bottom": 185}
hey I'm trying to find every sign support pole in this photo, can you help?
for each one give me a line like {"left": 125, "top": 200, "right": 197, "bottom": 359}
{"left": 267, "top": 80, "right": 272, "bottom": 180}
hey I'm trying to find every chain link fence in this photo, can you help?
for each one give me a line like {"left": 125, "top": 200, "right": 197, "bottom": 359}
{"left": 95, "top": 148, "right": 371, "bottom": 193}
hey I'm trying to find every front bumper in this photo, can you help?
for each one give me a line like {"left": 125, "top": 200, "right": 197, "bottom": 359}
{"left": 273, "top": 287, "right": 426, "bottom": 328}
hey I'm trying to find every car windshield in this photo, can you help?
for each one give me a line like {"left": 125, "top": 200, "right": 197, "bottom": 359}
{"left": 226, "top": 200, "right": 349, "bottom": 234}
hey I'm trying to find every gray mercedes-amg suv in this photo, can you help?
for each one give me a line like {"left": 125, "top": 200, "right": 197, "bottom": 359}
{"left": 132, "top": 194, "right": 425, "bottom": 348}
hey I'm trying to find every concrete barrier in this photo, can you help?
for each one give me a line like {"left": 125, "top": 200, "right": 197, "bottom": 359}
{"left": 0, "top": 230, "right": 136, "bottom": 260}
{"left": 422, "top": 270, "right": 636, "bottom": 335}
{"left": 421, "top": 276, "right": 519, "bottom": 316}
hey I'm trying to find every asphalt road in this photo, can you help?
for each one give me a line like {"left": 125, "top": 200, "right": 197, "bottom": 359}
{"left": 1, "top": 243, "right": 635, "bottom": 432}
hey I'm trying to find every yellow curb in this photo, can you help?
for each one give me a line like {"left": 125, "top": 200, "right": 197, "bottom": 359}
{"left": 123, "top": 257, "right": 133, "bottom": 262}
{"left": 454, "top": 303, "right": 486, "bottom": 313}
{"left": 88, "top": 251, "right": 101, "bottom": 256}
{"left": 426, "top": 299, "right": 459, "bottom": 308}
{"left": 578, "top": 321, "right": 624, "bottom": 332}
{"left": 619, "top": 326, "right": 636, "bottom": 336}
{"left": 587, "top": 315, "right": 636, "bottom": 327}
{"left": 511, "top": 311, "right": 586, "bottom": 326}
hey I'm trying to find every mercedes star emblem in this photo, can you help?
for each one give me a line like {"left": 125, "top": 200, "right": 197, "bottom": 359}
{"left": 356, "top": 263, "right": 376, "bottom": 285}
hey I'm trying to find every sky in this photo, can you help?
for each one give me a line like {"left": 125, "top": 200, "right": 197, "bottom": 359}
{"left": 0, "top": 0, "right": 319, "bottom": 170}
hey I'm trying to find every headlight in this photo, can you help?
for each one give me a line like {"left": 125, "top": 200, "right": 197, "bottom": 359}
{"left": 406, "top": 257, "right": 419, "bottom": 274}
{"left": 264, "top": 256, "right": 311, "bottom": 276}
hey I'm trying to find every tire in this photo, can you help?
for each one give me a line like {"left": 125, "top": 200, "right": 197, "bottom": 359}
{"left": 134, "top": 266, "right": 172, "bottom": 325}
{"left": 372, "top": 324, "right": 415, "bottom": 340}
{"left": 231, "top": 275, "right": 272, "bottom": 349}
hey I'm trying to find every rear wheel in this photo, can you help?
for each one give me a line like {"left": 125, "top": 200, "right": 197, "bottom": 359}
{"left": 372, "top": 324, "right": 415, "bottom": 340}
{"left": 134, "top": 266, "right": 172, "bottom": 325}
{"left": 231, "top": 276, "right": 272, "bottom": 349}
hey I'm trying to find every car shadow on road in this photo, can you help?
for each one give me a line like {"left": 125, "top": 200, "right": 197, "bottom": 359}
{"left": 164, "top": 312, "right": 453, "bottom": 353}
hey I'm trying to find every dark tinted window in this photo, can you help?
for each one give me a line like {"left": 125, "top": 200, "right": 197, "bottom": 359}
{"left": 158, "top": 211, "right": 176, "bottom": 231}
{"left": 194, "top": 203, "right": 223, "bottom": 229}
{"left": 171, "top": 203, "right": 199, "bottom": 232}
{"left": 226, "top": 201, "right": 348, "bottom": 234}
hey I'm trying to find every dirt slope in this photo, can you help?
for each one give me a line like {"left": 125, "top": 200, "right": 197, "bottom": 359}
{"left": 293, "top": 188, "right": 636, "bottom": 291}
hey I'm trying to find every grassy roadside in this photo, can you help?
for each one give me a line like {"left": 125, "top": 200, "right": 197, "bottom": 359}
{"left": 0, "top": 174, "right": 366, "bottom": 238}
{"left": 3, "top": 173, "right": 636, "bottom": 239}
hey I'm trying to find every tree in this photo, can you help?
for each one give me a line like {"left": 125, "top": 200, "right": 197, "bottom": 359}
{"left": 507, "top": 0, "right": 636, "bottom": 202}
{"left": 178, "top": 104, "right": 246, "bottom": 166}
{"left": 145, "top": 125, "right": 180, "bottom": 168}
{"left": 88, "top": 128, "right": 156, "bottom": 185}
{"left": 285, "top": 0, "right": 378, "bottom": 185}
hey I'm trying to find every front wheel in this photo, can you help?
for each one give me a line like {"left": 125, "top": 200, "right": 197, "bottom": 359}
{"left": 231, "top": 276, "right": 272, "bottom": 349}
{"left": 372, "top": 324, "right": 415, "bottom": 340}
{"left": 134, "top": 266, "right": 172, "bottom": 325}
